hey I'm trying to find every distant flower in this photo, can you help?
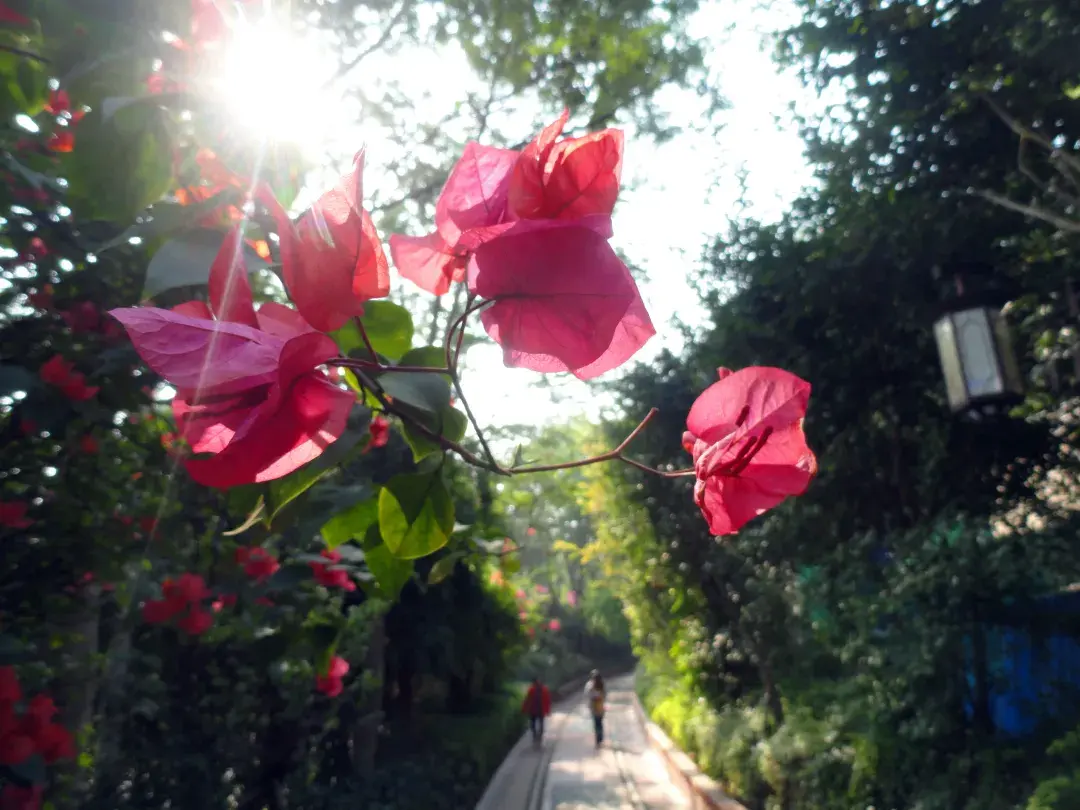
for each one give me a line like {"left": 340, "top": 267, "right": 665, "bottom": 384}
{"left": 368, "top": 414, "right": 390, "bottom": 449}
{"left": 0, "top": 502, "right": 32, "bottom": 529}
{"left": 315, "top": 656, "right": 349, "bottom": 697}
{"left": 235, "top": 546, "right": 280, "bottom": 582}
{"left": 311, "top": 550, "right": 356, "bottom": 591}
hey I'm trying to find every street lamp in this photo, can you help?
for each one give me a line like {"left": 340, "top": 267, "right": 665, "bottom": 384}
{"left": 933, "top": 303, "right": 1024, "bottom": 414}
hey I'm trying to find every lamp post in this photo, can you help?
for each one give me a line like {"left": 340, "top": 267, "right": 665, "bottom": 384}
{"left": 933, "top": 274, "right": 1024, "bottom": 414}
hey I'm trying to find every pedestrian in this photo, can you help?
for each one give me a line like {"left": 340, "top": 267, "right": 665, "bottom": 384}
{"left": 522, "top": 676, "right": 551, "bottom": 744}
{"left": 584, "top": 669, "right": 606, "bottom": 747}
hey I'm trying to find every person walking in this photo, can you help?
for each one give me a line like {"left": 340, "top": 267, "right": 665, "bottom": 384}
{"left": 522, "top": 676, "right": 551, "bottom": 744}
{"left": 584, "top": 670, "right": 606, "bottom": 747}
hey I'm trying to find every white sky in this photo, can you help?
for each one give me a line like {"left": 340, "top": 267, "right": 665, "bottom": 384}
{"left": 234, "top": 0, "right": 820, "bottom": 439}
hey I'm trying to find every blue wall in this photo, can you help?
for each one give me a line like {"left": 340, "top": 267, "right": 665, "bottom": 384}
{"left": 966, "top": 591, "right": 1080, "bottom": 736}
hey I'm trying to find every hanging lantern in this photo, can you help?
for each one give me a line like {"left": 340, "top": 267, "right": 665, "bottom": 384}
{"left": 933, "top": 304, "right": 1023, "bottom": 413}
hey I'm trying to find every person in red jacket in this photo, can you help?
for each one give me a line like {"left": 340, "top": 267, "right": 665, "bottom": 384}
{"left": 522, "top": 676, "right": 552, "bottom": 743}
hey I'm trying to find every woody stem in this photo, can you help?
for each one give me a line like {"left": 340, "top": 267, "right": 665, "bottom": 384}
{"left": 443, "top": 296, "right": 500, "bottom": 470}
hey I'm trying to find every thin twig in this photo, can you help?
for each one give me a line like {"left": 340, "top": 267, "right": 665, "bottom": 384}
{"left": 0, "top": 44, "right": 49, "bottom": 63}
{"left": 619, "top": 457, "right": 696, "bottom": 478}
{"left": 973, "top": 188, "right": 1080, "bottom": 234}
{"left": 352, "top": 316, "right": 379, "bottom": 360}
{"left": 332, "top": 358, "right": 450, "bottom": 375}
{"left": 328, "top": 1, "right": 412, "bottom": 86}
{"left": 443, "top": 297, "right": 500, "bottom": 468}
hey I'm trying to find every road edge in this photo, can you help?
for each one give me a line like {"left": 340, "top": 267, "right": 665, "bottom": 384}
{"left": 629, "top": 687, "right": 748, "bottom": 810}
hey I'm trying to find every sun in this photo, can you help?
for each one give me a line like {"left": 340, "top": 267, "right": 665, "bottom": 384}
{"left": 211, "top": 19, "right": 345, "bottom": 152}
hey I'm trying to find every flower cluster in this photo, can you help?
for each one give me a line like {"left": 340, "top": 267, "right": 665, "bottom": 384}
{"left": 142, "top": 573, "right": 214, "bottom": 635}
{"left": 0, "top": 667, "right": 74, "bottom": 809}
{"left": 235, "top": 547, "right": 280, "bottom": 582}
{"left": 310, "top": 550, "right": 356, "bottom": 591}
{"left": 315, "top": 656, "right": 349, "bottom": 697}
{"left": 102, "top": 110, "right": 817, "bottom": 536}
{"left": 38, "top": 355, "right": 98, "bottom": 402}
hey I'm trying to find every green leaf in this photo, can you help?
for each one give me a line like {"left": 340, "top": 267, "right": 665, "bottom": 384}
{"left": 329, "top": 319, "right": 393, "bottom": 365}
{"left": 98, "top": 188, "right": 243, "bottom": 252}
{"left": 143, "top": 228, "right": 270, "bottom": 299}
{"left": 398, "top": 346, "right": 449, "bottom": 373}
{"left": 401, "top": 405, "right": 468, "bottom": 462}
{"left": 358, "top": 300, "right": 414, "bottom": 360}
{"left": 364, "top": 530, "right": 414, "bottom": 599}
{"left": 427, "top": 552, "right": 463, "bottom": 586}
{"left": 321, "top": 498, "right": 379, "bottom": 550}
{"left": 63, "top": 103, "right": 174, "bottom": 223}
{"left": 377, "top": 471, "right": 455, "bottom": 559}
{"left": 0, "top": 364, "right": 38, "bottom": 398}
{"left": 268, "top": 425, "right": 368, "bottom": 525}
{"left": 380, "top": 372, "right": 452, "bottom": 415}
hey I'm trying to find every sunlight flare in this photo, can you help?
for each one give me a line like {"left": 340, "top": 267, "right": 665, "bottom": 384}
{"left": 212, "top": 19, "right": 343, "bottom": 151}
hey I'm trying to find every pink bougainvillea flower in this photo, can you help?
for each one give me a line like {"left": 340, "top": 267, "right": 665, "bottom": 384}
{"left": 566, "top": 590, "right": 578, "bottom": 607}
{"left": 389, "top": 142, "right": 518, "bottom": 295}
{"left": 110, "top": 229, "right": 354, "bottom": 489}
{"left": 515, "top": 589, "right": 526, "bottom": 600}
{"left": 468, "top": 220, "right": 654, "bottom": 379}
{"left": 367, "top": 414, "right": 390, "bottom": 449}
{"left": 315, "top": 655, "right": 349, "bottom": 697}
{"left": 39, "top": 355, "right": 99, "bottom": 401}
{"left": 0, "top": 502, "right": 32, "bottom": 529}
{"left": 46, "top": 129, "right": 74, "bottom": 153}
{"left": 518, "top": 610, "right": 528, "bottom": 621}
{"left": 507, "top": 109, "right": 624, "bottom": 222}
{"left": 548, "top": 619, "right": 561, "bottom": 632}
{"left": 310, "top": 550, "right": 356, "bottom": 591}
{"left": 535, "top": 584, "right": 548, "bottom": 595}
{"left": 0, "top": 733, "right": 34, "bottom": 766}
{"left": 235, "top": 546, "right": 280, "bottom": 581}
{"left": 177, "top": 608, "right": 213, "bottom": 636}
{"left": 22, "top": 237, "right": 48, "bottom": 263}
{"left": 44, "top": 89, "right": 70, "bottom": 116}
{"left": 391, "top": 111, "right": 624, "bottom": 298}
{"left": 0, "top": 4, "right": 31, "bottom": 26}
{"left": 60, "top": 300, "right": 102, "bottom": 333}
{"left": 683, "top": 367, "right": 817, "bottom": 536}
{"left": 259, "top": 152, "right": 390, "bottom": 333}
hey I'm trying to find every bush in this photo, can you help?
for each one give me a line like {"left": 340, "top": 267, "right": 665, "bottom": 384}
{"left": 287, "top": 686, "right": 526, "bottom": 810}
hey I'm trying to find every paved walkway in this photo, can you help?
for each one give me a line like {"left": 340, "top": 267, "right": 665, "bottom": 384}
{"left": 477, "top": 675, "right": 689, "bottom": 810}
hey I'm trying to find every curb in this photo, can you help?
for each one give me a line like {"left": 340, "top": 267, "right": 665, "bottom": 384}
{"left": 630, "top": 690, "right": 747, "bottom": 810}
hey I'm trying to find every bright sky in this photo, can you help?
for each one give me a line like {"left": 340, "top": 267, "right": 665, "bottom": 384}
{"left": 225, "top": 0, "right": 818, "bottom": 438}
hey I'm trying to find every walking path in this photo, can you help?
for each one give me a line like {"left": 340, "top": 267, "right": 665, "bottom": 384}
{"left": 476, "top": 675, "right": 689, "bottom": 810}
